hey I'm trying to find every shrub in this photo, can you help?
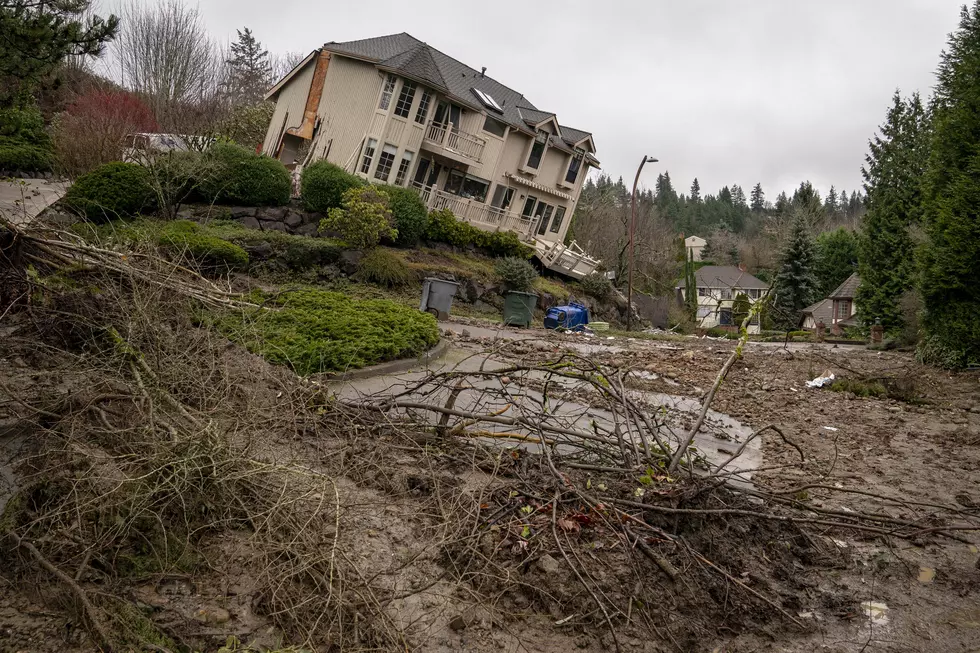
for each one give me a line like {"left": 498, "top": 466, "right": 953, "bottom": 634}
{"left": 52, "top": 89, "right": 158, "bottom": 177}
{"left": 199, "top": 142, "right": 290, "bottom": 206}
{"left": 0, "top": 105, "right": 53, "bottom": 173}
{"left": 157, "top": 220, "right": 249, "bottom": 271}
{"left": 145, "top": 150, "right": 211, "bottom": 218}
{"left": 63, "top": 162, "right": 155, "bottom": 221}
{"left": 216, "top": 101, "right": 275, "bottom": 150}
{"left": 917, "top": 334, "right": 971, "bottom": 369}
{"left": 495, "top": 256, "right": 538, "bottom": 292}
{"left": 732, "top": 292, "right": 751, "bottom": 326}
{"left": 579, "top": 272, "right": 612, "bottom": 301}
{"left": 301, "top": 160, "right": 364, "bottom": 213}
{"left": 384, "top": 185, "right": 429, "bottom": 247}
{"left": 355, "top": 248, "right": 416, "bottom": 288}
{"left": 829, "top": 378, "right": 887, "bottom": 398}
{"left": 213, "top": 289, "right": 440, "bottom": 374}
{"left": 319, "top": 186, "right": 396, "bottom": 249}
{"left": 426, "top": 209, "right": 533, "bottom": 258}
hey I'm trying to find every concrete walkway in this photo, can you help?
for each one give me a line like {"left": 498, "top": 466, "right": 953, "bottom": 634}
{"left": 0, "top": 178, "right": 68, "bottom": 225}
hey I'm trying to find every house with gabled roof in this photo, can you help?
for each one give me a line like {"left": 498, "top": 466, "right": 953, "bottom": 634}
{"left": 262, "top": 33, "right": 601, "bottom": 278}
{"left": 677, "top": 264, "right": 770, "bottom": 334}
{"left": 801, "top": 273, "right": 860, "bottom": 333}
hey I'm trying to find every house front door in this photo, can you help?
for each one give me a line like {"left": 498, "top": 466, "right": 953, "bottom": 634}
{"left": 413, "top": 158, "right": 431, "bottom": 186}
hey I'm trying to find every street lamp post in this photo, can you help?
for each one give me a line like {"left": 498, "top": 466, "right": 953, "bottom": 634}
{"left": 626, "top": 155, "right": 659, "bottom": 331}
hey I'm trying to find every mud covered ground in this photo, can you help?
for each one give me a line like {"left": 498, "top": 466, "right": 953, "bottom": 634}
{"left": 2, "top": 317, "right": 979, "bottom": 653}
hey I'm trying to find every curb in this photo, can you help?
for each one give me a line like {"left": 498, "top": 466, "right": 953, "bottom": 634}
{"left": 332, "top": 338, "right": 452, "bottom": 381}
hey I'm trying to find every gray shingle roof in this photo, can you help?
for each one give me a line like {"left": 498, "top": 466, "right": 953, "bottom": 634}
{"left": 829, "top": 273, "right": 860, "bottom": 300}
{"left": 322, "top": 32, "right": 596, "bottom": 158}
{"left": 802, "top": 298, "right": 834, "bottom": 325}
{"left": 692, "top": 266, "right": 769, "bottom": 290}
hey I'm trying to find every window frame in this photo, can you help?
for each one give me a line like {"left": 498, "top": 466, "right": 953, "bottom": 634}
{"left": 394, "top": 150, "right": 414, "bottom": 186}
{"left": 549, "top": 206, "right": 566, "bottom": 233}
{"left": 393, "top": 81, "right": 416, "bottom": 119}
{"left": 526, "top": 132, "right": 547, "bottom": 170}
{"left": 521, "top": 195, "right": 538, "bottom": 218}
{"left": 482, "top": 115, "right": 507, "bottom": 138}
{"left": 379, "top": 74, "right": 397, "bottom": 111}
{"left": 373, "top": 143, "right": 398, "bottom": 182}
{"left": 415, "top": 90, "right": 431, "bottom": 125}
{"left": 360, "top": 138, "right": 378, "bottom": 174}
{"left": 491, "top": 185, "right": 515, "bottom": 211}
{"left": 565, "top": 152, "right": 584, "bottom": 185}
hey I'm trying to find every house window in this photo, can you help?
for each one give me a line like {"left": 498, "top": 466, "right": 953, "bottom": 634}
{"left": 697, "top": 306, "right": 713, "bottom": 319}
{"left": 394, "top": 150, "right": 414, "bottom": 186}
{"left": 379, "top": 74, "right": 397, "bottom": 111}
{"left": 698, "top": 287, "right": 710, "bottom": 297}
{"left": 719, "top": 308, "right": 733, "bottom": 326}
{"left": 526, "top": 132, "right": 547, "bottom": 170}
{"left": 521, "top": 195, "right": 538, "bottom": 218}
{"left": 748, "top": 288, "right": 762, "bottom": 299}
{"left": 444, "top": 170, "right": 490, "bottom": 203}
{"left": 720, "top": 288, "right": 732, "bottom": 300}
{"left": 374, "top": 143, "right": 398, "bottom": 181}
{"left": 835, "top": 300, "right": 852, "bottom": 320}
{"left": 360, "top": 138, "right": 377, "bottom": 174}
{"left": 536, "top": 202, "right": 554, "bottom": 235}
{"left": 565, "top": 153, "right": 583, "bottom": 185}
{"left": 549, "top": 206, "right": 566, "bottom": 233}
{"left": 490, "top": 185, "right": 514, "bottom": 211}
{"left": 415, "top": 90, "right": 431, "bottom": 124}
{"left": 483, "top": 116, "right": 507, "bottom": 138}
{"left": 393, "top": 81, "right": 416, "bottom": 118}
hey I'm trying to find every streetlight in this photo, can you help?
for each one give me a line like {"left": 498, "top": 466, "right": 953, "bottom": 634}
{"left": 626, "top": 155, "right": 659, "bottom": 331}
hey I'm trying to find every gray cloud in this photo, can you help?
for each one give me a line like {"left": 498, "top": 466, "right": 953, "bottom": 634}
{"left": 194, "top": 0, "right": 962, "bottom": 199}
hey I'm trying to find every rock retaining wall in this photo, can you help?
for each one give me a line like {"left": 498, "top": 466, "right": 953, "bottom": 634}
{"left": 178, "top": 201, "right": 322, "bottom": 237}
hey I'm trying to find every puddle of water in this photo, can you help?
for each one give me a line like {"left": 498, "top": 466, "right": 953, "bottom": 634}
{"left": 917, "top": 567, "right": 936, "bottom": 583}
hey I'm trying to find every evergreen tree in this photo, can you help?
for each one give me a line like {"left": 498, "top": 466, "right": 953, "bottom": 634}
{"left": 920, "top": 2, "right": 980, "bottom": 366}
{"left": 824, "top": 186, "right": 839, "bottom": 216}
{"left": 814, "top": 227, "right": 859, "bottom": 296}
{"left": 690, "top": 178, "right": 701, "bottom": 203}
{"left": 718, "top": 185, "right": 733, "bottom": 205}
{"left": 750, "top": 183, "right": 765, "bottom": 213}
{"left": 731, "top": 185, "right": 747, "bottom": 210}
{"left": 857, "top": 91, "right": 928, "bottom": 332}
{"left": 792, "top": 181, "right": 822, "bottom": 212}
{"left": 771, "top": 210, "right": 819, "bottom": 329}
{"left": 774, "top": 191, "right": 790, "bottom": 214}
{"left": 838, "top": 188, "right": 848, "bottom": 217}
{"left": 225, "top": 27, "right": 272, "bottom": 105}
{"left": 684, "top": 248, "right": 698, "bottom": 318}
{"left": 0, "top": 0, "right": 119, "bottom": 102}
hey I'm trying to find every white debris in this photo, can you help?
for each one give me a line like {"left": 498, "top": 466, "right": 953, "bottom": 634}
{"left": 806, "top": 372, "right": 836, "bottom": 388}
{"left": 822, "top": 426, "right": 839, "bottom": 432}
{"left": 861, "top": 601, "right": 890, "bottom": 626}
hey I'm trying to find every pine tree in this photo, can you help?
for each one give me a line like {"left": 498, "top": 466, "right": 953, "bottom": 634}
{"left": 824, "top": 186, "right": 839, "bottom": 216}
{"left": 814, "top": 227, "right": 859, "bottom": 296}
{"left": 919, "top": 2, "right": 980, "bottom": 366}
{"left": 857, "top": 91, "right": 928, "bottom": 332}
{"left": 684, "top": 248, "right": 698, "bottom": 318}
{"left": 690, "top": 178, "right": 701, "bottom": 203}
{"left": 774, "top": 191, "right": 790, "bottom": 214}
{"left": 750, "top": 183, "right": 765, "bottom": 213}
{"left": 792, "top": 181, "right": 822, "bottom": 213}
{"left": 771, "top": 210, "right": 819, "bottom": 329}
{"left": 225, "top": 27, "right": 271, "bottom": 105}
{"left": 838, "top": 189, "right": 849, "bottom": 218}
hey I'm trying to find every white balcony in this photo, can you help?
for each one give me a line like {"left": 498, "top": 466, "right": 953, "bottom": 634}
{"left": 411, "top": 183, "right": 602, "bottom": 280}
{"left": 422, "top": 121, "right": 486, "bottom": 163}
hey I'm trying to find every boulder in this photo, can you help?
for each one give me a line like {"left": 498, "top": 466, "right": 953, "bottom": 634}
{"left": 260, "top": 207, "right": 287, "bottom": 221}
{"left": 244, "top": 242, "right": 274, "bottom": 260}
{"left": 230, "top": 206, "right": 257, "bottom": 219}
{"left": 338, "top": 250, "right": 363, "bottom": 276}
{"left": 259, "top": 219, "right": 287, "bottom": 233}
{"left": 294, "top": 223, "right": 318, "bottom": 237}
{"left": 239, "top": 216, "right": 261, "bottom": 230}
{"left": 462, "top": 278, "right": 489, "bottom": 303}
{"left": 536, "top": 292, "right": 555, "bottom": 311}
{"left": 284, "top": 210, "right": 304, "bottom": 228}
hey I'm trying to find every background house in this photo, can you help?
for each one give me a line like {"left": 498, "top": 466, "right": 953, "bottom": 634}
{"left": 262, "top": 33, "right": 601, "bottom": 279}
{"left": 678, "top": 265, "right": 769, "bottom": 334}
{"left": 685, "top": 235, "right": 706, "bottom": 262}
{"left": 802, "top": 273, "right": 860, "bottom": 333}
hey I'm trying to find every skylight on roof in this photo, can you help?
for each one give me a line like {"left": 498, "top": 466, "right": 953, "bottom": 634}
{"left": 472, "top": 88, "right": 503, "bottom": 113}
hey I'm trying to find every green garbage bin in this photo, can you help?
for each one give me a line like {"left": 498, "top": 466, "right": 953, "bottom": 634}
{"left": 503, "top": 291, "right": 538, "bottom": 328}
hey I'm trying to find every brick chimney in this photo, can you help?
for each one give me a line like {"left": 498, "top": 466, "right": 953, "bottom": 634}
{"left": 738, "top": 262, "right": 746, "bottom": 272}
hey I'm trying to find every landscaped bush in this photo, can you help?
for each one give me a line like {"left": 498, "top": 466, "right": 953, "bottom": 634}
{"left": 301, "top": 160, "right": 364, "bottom": 213}
{"left": 213, "top": 289, "right": 440, "bottom": 374}
{"left": 199, "top": 142, "right": 290, "bottom": 206}
{"left": 495, "top": 256, "right": 538, "bottom": 292}
{"left": 157, "top": 220, "right": 249, "bottom": 271}
{"left": 384, "top": 185, "right": 429, "bottom": 247}
{"left": 355, "top": 248, "right": 416, "bottom": 288}
{"left": 63, "top": 162, "right": 155, "bottom": 221}
{"left": 145, "top": 150, "right": 211, "bottom": 218}
{"left": 426, "top": 209, "right": 533, "bottom": 259}
{"left": 319, "top": 186, "right": 396, "bottom": 249}
{"left": 829, "top": 378, "right": 887, "bottom": 398}
{"left": 579, "top": 271, "right": 613, "bottom": 301}
{"left": 0, "top": 105, "right": 53, "bottom": 173}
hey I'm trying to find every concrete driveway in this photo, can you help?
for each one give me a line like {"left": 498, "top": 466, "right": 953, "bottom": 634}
{"left": 0, "top": 178, "right": 69, "bottom": 226}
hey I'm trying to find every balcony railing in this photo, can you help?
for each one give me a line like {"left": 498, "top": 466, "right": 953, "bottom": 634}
{"left": 412, "top": 183, "right": 532, "bottom": 238}
{"left": 423, "top": 121, "right": 486, "bottom": 163}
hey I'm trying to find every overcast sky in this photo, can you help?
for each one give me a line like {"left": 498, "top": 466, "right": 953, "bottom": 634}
{"left": 190, "top": 0, "right": 962, "bottom": 201}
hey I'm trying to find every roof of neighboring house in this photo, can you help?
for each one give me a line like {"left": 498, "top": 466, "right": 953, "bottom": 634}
{"left": 686, "top": 266, "right": 770, "bottom": 290}
{"left": 802, "top": 298, "right": 834, "bottom": 326}
{"left": 318, "top": 33, "right": 598, "bottom": 162}
{"left": 685, "top": 235, "right": 706, "bottom": 246}
{"left": 829, "top": 273, "right": 860, "bottom": 300}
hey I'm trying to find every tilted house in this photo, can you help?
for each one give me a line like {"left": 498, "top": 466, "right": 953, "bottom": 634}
{"left": 262, "top": 33, "right": 601, "bottom": 278}
{"left": 677, "top": 265, "right": 770, "bottom": 334}
{"left": 802, "top": 273, "right": 860, "bottom": 333}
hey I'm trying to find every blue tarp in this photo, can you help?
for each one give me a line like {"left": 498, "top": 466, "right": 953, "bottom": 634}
{"left": 544, "top": 302, "right": 590, "bottom": 331}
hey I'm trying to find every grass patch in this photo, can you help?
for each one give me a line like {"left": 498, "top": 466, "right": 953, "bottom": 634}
{"left": 354, "top": 248, "right": 417, "bottom": 288}
{"left": 829, "top": 378, "right": 887, "bottom": 398}
{"left": 535, "top": 276, "right": 571, "bottom": 301}
{"left": 209, "top": 288, "right": 440, "bottom": 374}
{"left": 157, "top": 220, "right": 249, "bottom": 271}
{"left": 201, "top": 220, "right": 345, "bottom": 271}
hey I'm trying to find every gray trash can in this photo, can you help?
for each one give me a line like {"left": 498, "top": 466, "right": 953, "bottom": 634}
{"left": 420, "top": 278, "right": 460, "bottom": 320}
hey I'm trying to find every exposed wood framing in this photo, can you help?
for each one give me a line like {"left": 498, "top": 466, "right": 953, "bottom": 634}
{"left": 286, "top": 50, "right": 331, "bottom": 141}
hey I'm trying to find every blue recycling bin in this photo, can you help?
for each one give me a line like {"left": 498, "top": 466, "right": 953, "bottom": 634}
{"left": 544, "top": 302, "right": 590, "bottom": 331}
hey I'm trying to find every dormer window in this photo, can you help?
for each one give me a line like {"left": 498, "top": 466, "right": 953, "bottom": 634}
{"left": 565, "top": 151, "right": 584, "bottom": 185}
{"left": 379, "top": 74, "right": 397, "bottom": 111}
{"left": 526, "top": 132, "right": 547, "bottom": 170}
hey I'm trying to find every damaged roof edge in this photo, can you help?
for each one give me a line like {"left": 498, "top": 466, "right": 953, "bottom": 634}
{"left": 265, "top": 49, "right": 320, "bottom": 101}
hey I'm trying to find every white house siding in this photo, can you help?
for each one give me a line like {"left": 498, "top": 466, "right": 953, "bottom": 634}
{"left": 262, "top": 60, "right": 317, "bottom": 155}
{"left": 312, "top": 57, "right": 383, "bottom": 169}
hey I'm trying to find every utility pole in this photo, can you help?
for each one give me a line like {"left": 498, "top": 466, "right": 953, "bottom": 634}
{"left": 626, "top": 155, "right": 658, "bottom": 331}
